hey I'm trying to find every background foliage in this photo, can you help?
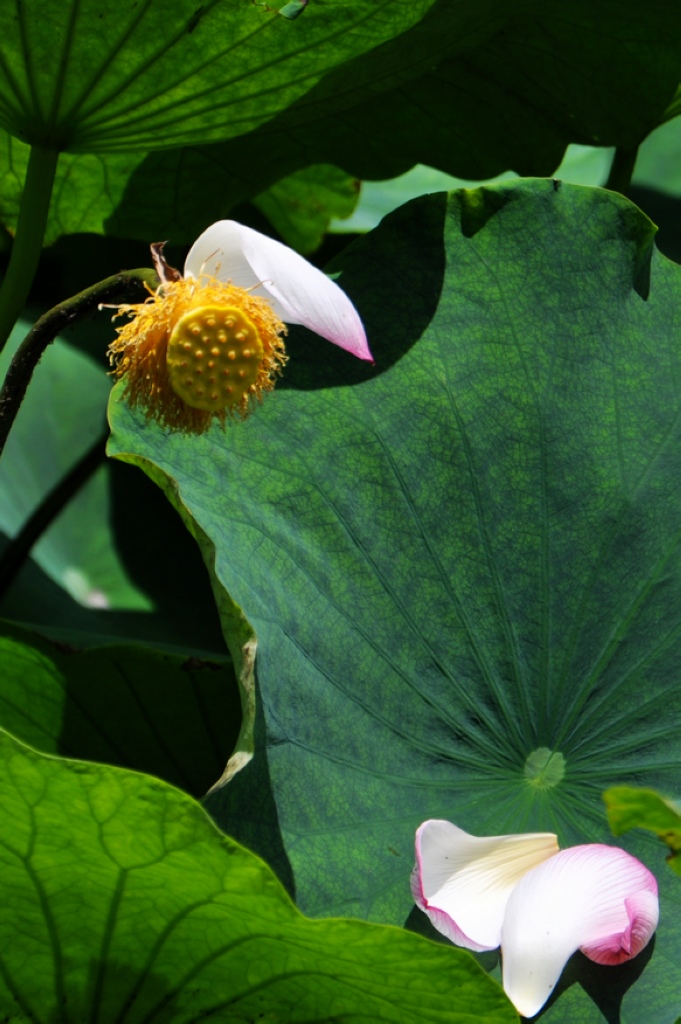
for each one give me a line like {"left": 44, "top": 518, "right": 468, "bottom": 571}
{"left": 2, "top": 1, "right": 681, "bottom": 1021}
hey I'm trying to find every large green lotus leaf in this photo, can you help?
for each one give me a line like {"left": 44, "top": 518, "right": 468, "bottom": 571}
{"left": 0, "top": 728, "right": 516, "bottom": 1024}
{"left": 103, "top": 0, "right": 681, "bottom": 238}
{"left": 6, "top": 0, "right": 676, "bottom": 245}
{"left": 0, "top": 0, "right": 437, "bottom": 152}
{"left": 109, "top": 181, "right": 681, "bottom": 1021}
{"left": 0, "top": 619, "right": 239, "bottom": 797}
{"left": 0, "top": 319, "right": 149, "bottom": 610}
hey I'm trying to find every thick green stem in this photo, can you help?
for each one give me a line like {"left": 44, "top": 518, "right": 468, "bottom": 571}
{"left": 0, "top": 145, "right": 59, "bottom": 355}
{"left": 0, "top": 267, "right": 158, "bottom": 461}
{"left": 605, "top": 146, "right": 639, "bottom": 196}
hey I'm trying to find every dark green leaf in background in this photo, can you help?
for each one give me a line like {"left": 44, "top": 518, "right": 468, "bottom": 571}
{"left": 239, "top": 0, "right": 681, "bottom": 182}
{"left": 0, "top": 307, "right": 231, "bottom": 659}
{"left": 0, "top": 308, "right": 230, "bottom": 653}
{"left": 109, "top": 181, "right": 681, "bottom": 1021}
{"left": 0, "top": 619, "right": 239, "bottom": 797}
{"left": 106, "top": 0, "right": 681, "bottom": 232}
{"left": 0, "top": 728, "right": 516, "bottom": 1023}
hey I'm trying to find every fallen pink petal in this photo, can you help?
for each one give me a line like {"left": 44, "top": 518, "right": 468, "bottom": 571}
{"left": 412, "top": 821, "right": 659, "bottom": 1018}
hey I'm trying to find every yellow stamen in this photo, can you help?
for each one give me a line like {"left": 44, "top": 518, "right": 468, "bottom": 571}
{"left": 107, "top": 275, "right": 287, "bottom": 434}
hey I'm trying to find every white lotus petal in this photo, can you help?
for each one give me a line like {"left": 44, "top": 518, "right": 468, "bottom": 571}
{"left": 501, "top": 844, "right": 659, "bottom": 1018}
{"left": 412, "top": 820, "right": 559, "bottom": 952}
{"left": 185, "top": 221, "right": 264, "bottom": 293}
{"left": 184, "top": 220, "right": 372, "bottom": 361}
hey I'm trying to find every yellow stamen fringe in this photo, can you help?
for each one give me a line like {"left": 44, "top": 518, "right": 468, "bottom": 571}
{"left": 107, "top": 275, "right": 287, "bottom": 434}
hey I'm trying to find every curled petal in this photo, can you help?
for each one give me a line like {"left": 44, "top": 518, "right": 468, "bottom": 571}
{"left": 184, "top": 221, "right": 372, "bottom": 361}
{"left": 501, "top": 844, "right": 659, "bottom": 1018}
{"left": 580, "top": 890, "right": 659, "bottom": 966}
{"left": 412, "top": 820, "right": 559, "bottom": 952}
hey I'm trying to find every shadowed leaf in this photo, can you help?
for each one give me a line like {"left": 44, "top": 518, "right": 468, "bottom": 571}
{"left": 0, "top": 620, "right": 240, "bottom": 797}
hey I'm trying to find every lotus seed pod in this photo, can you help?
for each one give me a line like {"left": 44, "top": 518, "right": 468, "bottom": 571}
{"left": 167, "top": 305, "right": 264, "bottom": 411}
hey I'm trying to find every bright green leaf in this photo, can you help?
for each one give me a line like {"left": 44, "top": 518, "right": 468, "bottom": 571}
{"left": 109, "top": 180, "right": 681, "bottom": 1021}
{"left": 605, "top": 786, "right": 681, "bottom": 877}
{"left": 0, "top": 728, "right": 516, "bottom": 1023}
{"left": 0, "top": 619, "right": 240, "bottom": 797}
{"left": 279, "top": 0, "right": 309, "bottom": 20}
{"left": 98, "top": 0, "right": 681, "bottom": 248}
{"left": 0, "top": 0, "right": 437, "bottom": 152}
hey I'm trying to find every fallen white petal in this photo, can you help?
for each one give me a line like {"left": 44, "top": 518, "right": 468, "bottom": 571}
{"left": 501, "top": 844, "right": 658, "bottom": 1018}
{"left": 185, "top": 220, "right": 372, "bottom": 361}
{"left": 412, "top": 820, "right": 559, "bottom": 951}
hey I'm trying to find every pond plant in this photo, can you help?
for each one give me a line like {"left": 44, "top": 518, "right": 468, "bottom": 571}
{"left": 0, "top": 2, "right": 680, "bottom": 1021}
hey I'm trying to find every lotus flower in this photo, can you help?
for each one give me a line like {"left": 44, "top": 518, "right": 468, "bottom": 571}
{"left": 411, "top": 820, "right": 659, "bottom": 1018}
{"left": 107, "top": 221, "right": 371, "bottom": 433}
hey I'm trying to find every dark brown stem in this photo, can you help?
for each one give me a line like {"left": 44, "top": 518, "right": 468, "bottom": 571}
{"left": 605, "top": 146, "right": 639, "bottom": 196}
{"left": 0, "top": 268, "right": 158, "bottom": 459}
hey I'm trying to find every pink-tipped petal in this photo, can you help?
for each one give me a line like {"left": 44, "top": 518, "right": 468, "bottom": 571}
{"left": 580, "top": 889, "right": 659, "bottom": 965}
{"left": 184, "top": 221, "right": 373, "bottom": 361}
{"left": 412, "top": 820, "right": 559, "bottom": 952}
{"left": 501, "top": 844, "right": 659, "bottom": 1018}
